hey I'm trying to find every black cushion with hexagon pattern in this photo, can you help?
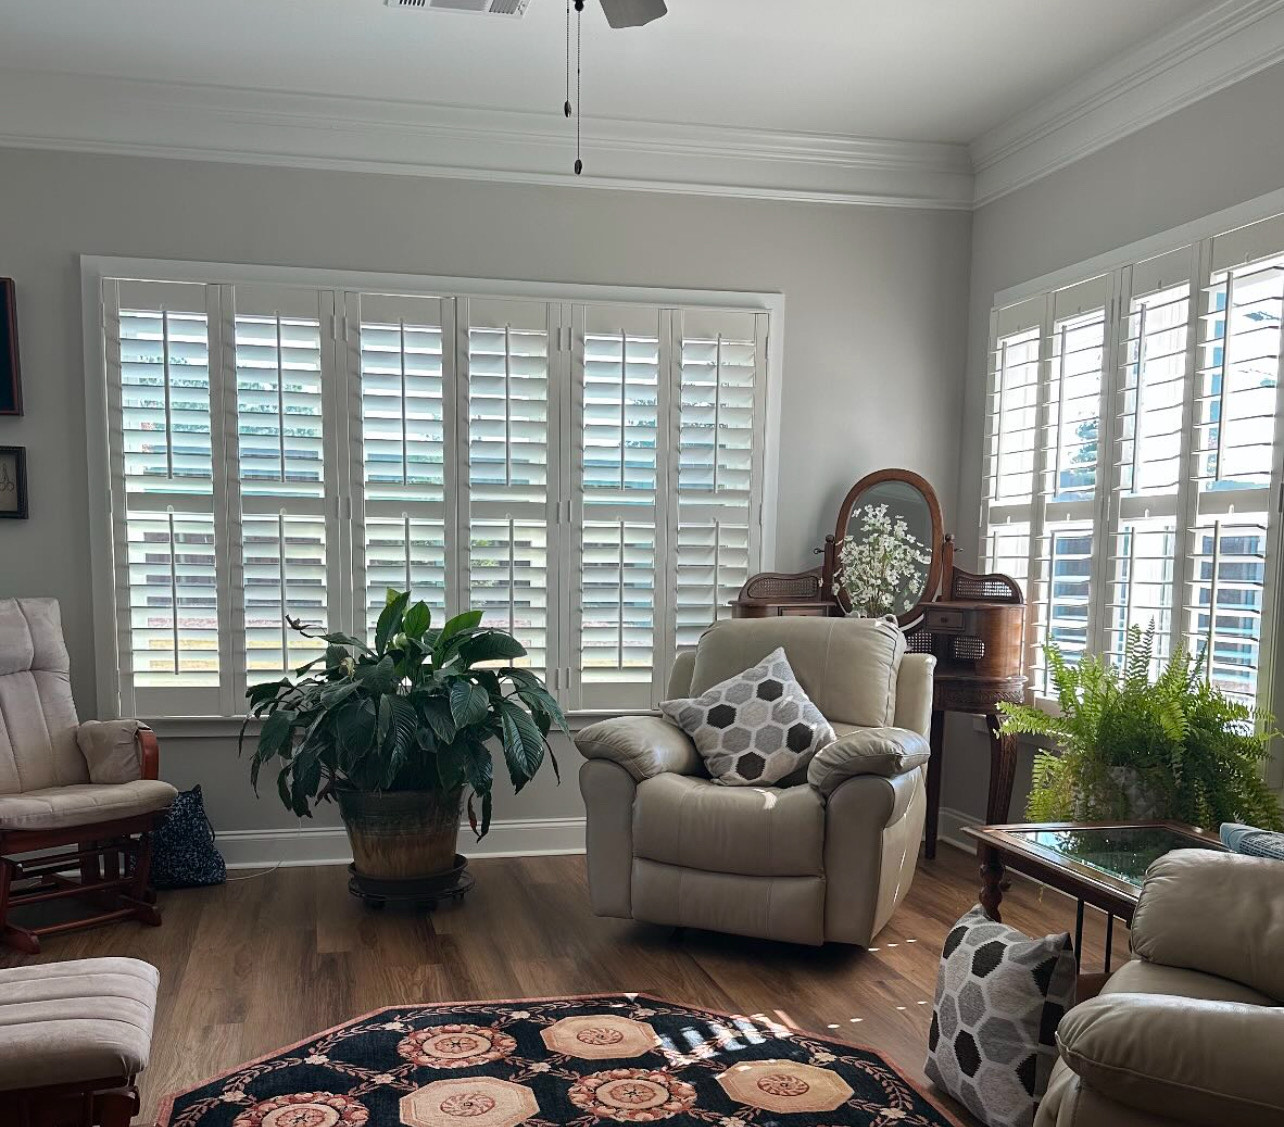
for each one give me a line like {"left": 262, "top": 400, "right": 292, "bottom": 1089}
{"left": 924, "top": 905, "right": 1076, "bottom": 1127}
{"left": 659, "top": 646, "right": 836, "bottom": 786}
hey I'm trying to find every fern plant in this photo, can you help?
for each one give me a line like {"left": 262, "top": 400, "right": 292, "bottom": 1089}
{"left": 999, "top": 624, "right": 1283, "bottom": 831}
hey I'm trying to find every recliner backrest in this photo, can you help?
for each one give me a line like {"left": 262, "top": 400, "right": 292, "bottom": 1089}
{"left": 0, "top": 598, "right": 88, "bottom": 795}
{"left": 685, "top": 616, "right": 906, "bottom": 728}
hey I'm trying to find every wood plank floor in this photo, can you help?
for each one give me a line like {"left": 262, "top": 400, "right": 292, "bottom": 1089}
{"left": 0, "top": 844, "right": 1126, "bottom": 1127}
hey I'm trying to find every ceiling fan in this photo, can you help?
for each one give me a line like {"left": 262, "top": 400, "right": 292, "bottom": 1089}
{"left": 598, "top": 0, "right": 667, "bottom": 28}
{"left": 566, "top": 0, "right": 668, "bottom": 173}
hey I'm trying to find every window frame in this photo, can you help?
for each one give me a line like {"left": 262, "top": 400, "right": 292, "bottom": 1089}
{"left": 83, "top": 256, "right": 784, "bottom": 722}
{"left": 982, "top": 186, "right": 1284, "bottom": 795}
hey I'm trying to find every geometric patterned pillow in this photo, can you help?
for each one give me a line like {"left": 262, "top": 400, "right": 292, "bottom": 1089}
{"left": 925, "top": 905, "right": 1077, "bottom": 1127}
{"left": 659, "top": 646, "right": 835, "bottom": 786}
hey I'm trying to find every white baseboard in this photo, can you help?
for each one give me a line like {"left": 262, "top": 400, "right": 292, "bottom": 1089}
{"left": 936, "top": 805, "right": 981, "bottom": 855}
{"left": 218, "top": 816, "right": 587, "bottom": 870}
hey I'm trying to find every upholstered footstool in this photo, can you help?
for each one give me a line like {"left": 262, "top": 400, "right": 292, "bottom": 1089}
{"left": 0, "top": 957, "right": 159, "bottom": 1127}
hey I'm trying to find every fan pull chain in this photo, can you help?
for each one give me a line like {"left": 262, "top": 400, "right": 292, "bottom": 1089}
{"left": 564, "top": 0, "right": 573, "bottom": 120}
{"left": 574, "top": 0, "right": 584, "bottom": 174}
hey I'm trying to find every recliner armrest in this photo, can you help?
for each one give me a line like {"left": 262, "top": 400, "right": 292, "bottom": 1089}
{"left": 76, "top": 719, "right": 158, "bottom": 784}
{"left": 806, "top": 726, "right": 929, "bottom": 797}
{"left": 574, "top": 716, "right": 704, "bottom": 781}
{"left": 1132, "top": 850, "right": 1284, "bottom": 1001}
{"left": 1056, "top": 992, "right": 1284, "bottom": 1127}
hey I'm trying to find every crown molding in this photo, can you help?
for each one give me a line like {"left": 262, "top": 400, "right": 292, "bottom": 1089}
{"left": 972, "top": 0, "right": 1284, "bottom": 206}
{"left": 0, "top": 67, "right": 974, "bottom": 210}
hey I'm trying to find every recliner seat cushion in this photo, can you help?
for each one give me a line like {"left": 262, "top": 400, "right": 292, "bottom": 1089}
{"left": 0, "top": 957, "right": 159, "bottom": 1091}
{"left": 633, "top": 773, "right": 825, "bottom": 877}
{"left": 0, "top": 779, "right": 177, "bottom": 831}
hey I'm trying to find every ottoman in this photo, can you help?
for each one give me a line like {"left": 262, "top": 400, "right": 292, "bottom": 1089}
{"left": 0, "top": 958, "right": 159, "bottom": 1127}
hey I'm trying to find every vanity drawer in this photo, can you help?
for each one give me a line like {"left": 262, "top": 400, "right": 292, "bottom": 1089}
{"left": 924, "top": 606, "right": 966, "bottom": 633}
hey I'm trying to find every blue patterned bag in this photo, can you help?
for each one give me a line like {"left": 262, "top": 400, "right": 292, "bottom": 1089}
{"left": 150, "top": 785, "right": 227, "bottom": 888}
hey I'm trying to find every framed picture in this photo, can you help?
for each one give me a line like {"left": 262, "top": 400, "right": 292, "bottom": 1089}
{"left": 0, "top": 279, "right": 20, "bottom": 416}
{"left": 0, "top": 447, "right": 27, "bottom": 519}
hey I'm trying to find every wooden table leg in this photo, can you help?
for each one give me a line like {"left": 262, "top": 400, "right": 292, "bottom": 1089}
{"left": 984, "top": 712, "right": 1019, "bottom": 825}
{"left": 924, "top": 709, "right": 945, "bottom": 860}
{"left": 978, "top": 842, "right": 1004, "bottom": 922}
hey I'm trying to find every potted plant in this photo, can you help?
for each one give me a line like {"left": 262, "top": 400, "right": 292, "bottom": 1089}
{"left": 241, "top": 591, "right": 567, "bottom": 895}
{"left": 999, "top": 624, "right": 1284, "bottom": 832}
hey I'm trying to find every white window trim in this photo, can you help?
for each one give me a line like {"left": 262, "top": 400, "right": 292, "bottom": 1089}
{"left": 983, "top": 186, "right": 1284, "bottom": 793}
{"left": 81, "top": 255, "right": 785, "bottom": 722}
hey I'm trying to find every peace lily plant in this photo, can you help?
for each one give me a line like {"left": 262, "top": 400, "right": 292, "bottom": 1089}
{"left": 241, "top": 591, "right": 567, "bottom": 888}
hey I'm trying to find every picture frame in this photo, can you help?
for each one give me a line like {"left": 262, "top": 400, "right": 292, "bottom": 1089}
{"left": 0, "top": 446, "right": 28, "bottom": 519}
{"left": 0, "top": 279, "right": 20, "bottom": 417}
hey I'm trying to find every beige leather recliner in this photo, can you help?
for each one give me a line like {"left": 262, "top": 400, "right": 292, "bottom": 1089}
{"left": 575, "top": 616, "right": 935, "bottom": 947}
{"left": 1036, "top": 850, "right": 1284, "bottom": 1127}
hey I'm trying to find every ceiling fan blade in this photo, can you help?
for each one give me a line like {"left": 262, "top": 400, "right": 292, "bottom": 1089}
{"left": 598, "top": 0, "right": 667, "bottom": 28}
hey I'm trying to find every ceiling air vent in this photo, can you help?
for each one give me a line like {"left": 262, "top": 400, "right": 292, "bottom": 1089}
{"left": 384, "top": 0, "right": 531, "bottom": 15}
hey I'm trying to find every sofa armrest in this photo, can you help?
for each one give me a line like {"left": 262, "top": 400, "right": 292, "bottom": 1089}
{"left": 574, "top": 716, "right": 704, "bottom": 781}
{"left": 76, "top": 719, "right": 158, "bottom": 784}
{"left": 1055, "top": 992, "right": 1284, "bottom": 1127}
{"left": 1132, "top": 850, "right": 1284, "bottom": 1001}
{"left": 806, "top": 726, "right": 929, "bottom": 797}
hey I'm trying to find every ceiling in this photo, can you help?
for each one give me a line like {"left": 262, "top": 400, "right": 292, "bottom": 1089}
{"left": 0, "top": 0, "right": 1215, "bottom": 144}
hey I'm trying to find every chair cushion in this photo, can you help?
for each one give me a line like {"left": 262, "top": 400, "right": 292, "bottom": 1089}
{"left": 0, "top": 597, "right": 88, "bottom": 795}
{"left": 0, "top": 957, "right": 159, "bottom": 1091}
{"left": 1102, "top": 958, "right": 1276, "bottom": 1007}
{"left": 633, "top": 773, "right": 825, "bottom": 876}
{"left": 661, "top": 647, "right": 835, "bottom": 786}
{"left": 688, "top": 616, "right": 905, "bottom": 729}
{"left": 0, "top": 779, "right": 177, "bottom": 831}
{"left": 77, "top": 719, "right": 146, "bottom": 785}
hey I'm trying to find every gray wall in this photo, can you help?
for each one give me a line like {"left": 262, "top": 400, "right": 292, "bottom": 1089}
{"left": 948, "top": 60, "right": 1284, "bottom": 825}
{"left": 0, "top": 147, "right": 972, "bottom": 849}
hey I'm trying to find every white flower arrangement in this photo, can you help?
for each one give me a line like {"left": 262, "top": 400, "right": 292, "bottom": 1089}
{"left": 834, "top": 503, "right": 932, "bottom": 619}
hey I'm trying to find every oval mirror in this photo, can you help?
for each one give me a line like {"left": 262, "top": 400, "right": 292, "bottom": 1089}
{"left": 831, "top": 469, "right": 944, "bottom": 625}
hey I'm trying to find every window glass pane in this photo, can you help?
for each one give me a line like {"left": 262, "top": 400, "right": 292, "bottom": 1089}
{"left": 120, "top": 309, "right": 212, "bottom": 493}
{"left": 469, "top": 518, "right": 548, "bottom": 676}
{"left": 1196, "top": 255, "right": 1283, "bottom": 492}
{"left": 243, "top": 513, "right": 328, "bottom": 679}
{"left": 235, "top": 314, "right": 325, "bottom": 498}
{"left": 125, "top": 513, "right": 219, "bottom": 686}
{"left": 990, "top": 327, "right": 1040, "bottom": 502}
{"left": 1033, "top": 524, "right": 1093, "bottom": 692}
{"left": 1186, "top": 517, "right": 1267, "bottom": 703}
{"left": 468, "top": 324, "right": 548, "bottom": 503}
{"left": 361, "top": 319, "right": 445, "bottom": 502}
{"left": 364, "top": 517, "right": 447, "bottom": 638}
{"left": 1046, "top": 310, "right": 1105, "bottom": 502}
{"left": 581, "top": 520, "right": 655, "bottom": 684}
{"left": 1122, "top": 284, "right": 1190, "bottom": 496}
{"left": 1108, "top": 518, "right": 1176, "bottom": 674}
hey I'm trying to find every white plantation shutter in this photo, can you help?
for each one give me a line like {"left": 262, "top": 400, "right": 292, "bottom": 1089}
{"left": 569, "top": 305, "right": 666, "bottom": 708}
{"left": 984, "top": 214, "right": 1284, "bottom": 717}
{"left": 672, "top": 310, "right": 767, "bottom": 652}
{"left": 104, "top": 280, "right": 226, "bottom": 715}
{"left": 1181, "top": 218, "right": 1284, "bottom": 701}
{"left": 347, "top": 293, "right": 456, "bottom": 636}
{"left": 229, "top": 284, "right": 339, "bottom": 686}
{"left": 98, "top": 267, "right": 773, "bottom": 718}
{"left": 462, "top": 298, "right": 561, "bottom": 682}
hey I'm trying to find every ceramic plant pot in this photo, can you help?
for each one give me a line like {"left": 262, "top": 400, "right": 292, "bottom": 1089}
{"left": 335, "top": 785, "right": 463, "bottom": 881}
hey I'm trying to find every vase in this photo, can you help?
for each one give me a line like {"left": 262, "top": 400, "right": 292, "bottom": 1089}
{"left": 335, "top": 785, "right": 463, "bottom": 881}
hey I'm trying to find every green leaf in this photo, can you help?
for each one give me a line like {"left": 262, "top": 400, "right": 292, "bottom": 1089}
{"left": 441, "top": 609, "right": 484, "bottom": 644}
{"left": 318, "top": 630, "right": 374, "bottom": 655}
{"left": 258, "top": 710, "right": 296, "bottom": 759}
{"left": 375, "top": 590, "right": 411, "bottom": 655}
{"left": 498, "top": 700, "right": 545, "bottom": 791}
{"left": 354, "top": 655, "right": 399, "bottom": 695}
{"left": 403, "top": 601, "right": 432, "bottom": 641}
{"left": 459, "top": 631, "right": 527, "bottom": 668}
{"left": 423, "top": 698, "right": 458, "bottom": 745}
{"left": 377, "top": 694, "right": 393, "bottom": 745}
{"left": 450, "top": 680, "right": 492, "bottom": 728}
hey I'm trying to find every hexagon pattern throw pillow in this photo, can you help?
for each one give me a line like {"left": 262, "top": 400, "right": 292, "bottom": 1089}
{"left": 924, "top": 905, "right": 1077, "bottom": 1127}
{"left": 660, "top": 646, "right": 835, "bottom": 786}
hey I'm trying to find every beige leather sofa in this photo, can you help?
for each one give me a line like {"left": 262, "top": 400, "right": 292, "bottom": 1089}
{"left": 575, "top": 617, "right": 935, "bottom": 946}
{"left": 1036, "top": 850, "right": 1284, "bottom": 1127}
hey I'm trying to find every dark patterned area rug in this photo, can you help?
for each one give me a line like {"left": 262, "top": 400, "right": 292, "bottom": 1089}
{"left": 158, "top": 993, "right": 961, "bottom": 1127}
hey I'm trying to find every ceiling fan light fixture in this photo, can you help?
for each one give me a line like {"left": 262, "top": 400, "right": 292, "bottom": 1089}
{"left": 598, "top": 0, "right": 668, "bottom": 29}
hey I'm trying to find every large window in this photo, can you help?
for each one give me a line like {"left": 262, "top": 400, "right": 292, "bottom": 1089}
{"left": 94, "top": 266, "right": 774, "bottom": 718}
{"left": 984, "top": 213, "right": 1284, "bottom": 709}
